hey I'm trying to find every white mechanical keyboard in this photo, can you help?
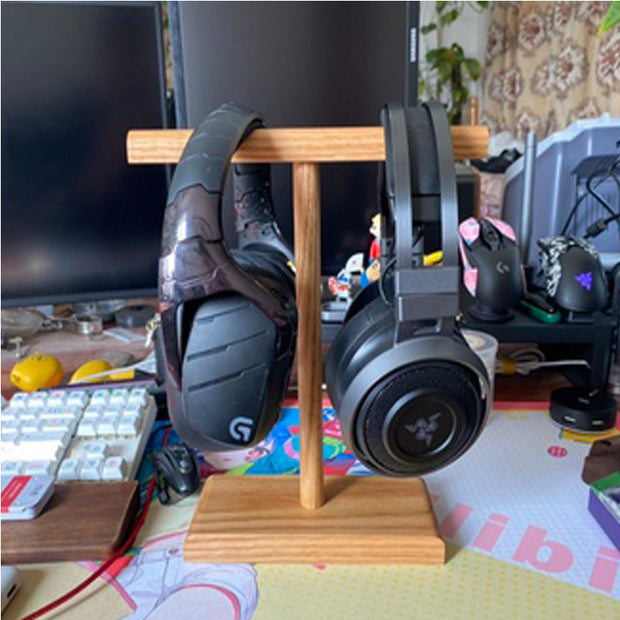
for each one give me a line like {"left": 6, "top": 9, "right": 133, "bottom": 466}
{"left": 1, "top": 386, "right": 156, "bottom": 482}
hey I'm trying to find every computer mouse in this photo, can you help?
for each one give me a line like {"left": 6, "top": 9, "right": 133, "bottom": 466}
{"left": 538, "top": 237, "right": 608, "bottom": 313}
{"left": 458, "top": 217, "right": 524, "bottom": 320}
{"left": 151, "top": 443, "right": 200, "bottom": 504}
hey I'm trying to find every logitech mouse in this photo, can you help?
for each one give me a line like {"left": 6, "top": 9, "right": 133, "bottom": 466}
{"left": 151, "top": 442, "right": 200, "bottom": 504}
{"left": 458, "top": 217, "right": 524, "bottom": 321}
{"left": 538, "top": 236, "right": 608, "bottom": 313}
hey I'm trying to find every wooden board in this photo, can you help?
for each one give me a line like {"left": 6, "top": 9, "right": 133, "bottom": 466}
{"left": 127, "top": 125, "right": 489, "bottom": 164}
{"left": 185, "top": 475, "right": 444, "bottom": 564}
{"left": 1, "top": 481, "right": 139, "bottom": 564}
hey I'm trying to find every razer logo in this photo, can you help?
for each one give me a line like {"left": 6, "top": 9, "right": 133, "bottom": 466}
{"left": 229, "top": 416, "right": 254, "bottom": 443}
{"left": 575, "top": 271, "right": 593, "bottom": 291}
{"left": 405, "top": 412, "right": 442, "bottom": 447}
{"left": 496, "top": 261, "right": 510, "bottom": 275}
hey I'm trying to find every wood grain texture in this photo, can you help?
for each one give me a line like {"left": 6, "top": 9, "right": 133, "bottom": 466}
{"left": 185, "top": 476, "right": 445, "bottom": 564}
{"left": 127, "top": 125, "right": 489, "bottom": 164}
{"left": 293, "top": 163, "right": 324, "bottom": 510}
{"left": 1, "top": 481, "right": 138, "bottom": 564}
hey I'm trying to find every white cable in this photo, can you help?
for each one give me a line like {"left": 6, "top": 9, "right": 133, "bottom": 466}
{"left": 495, "top": 347, "right": 590, "bottom": 376}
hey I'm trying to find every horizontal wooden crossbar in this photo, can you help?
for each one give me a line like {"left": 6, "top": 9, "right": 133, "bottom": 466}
{"left": 127, "top": 125, "right": 489, "bottom": 165}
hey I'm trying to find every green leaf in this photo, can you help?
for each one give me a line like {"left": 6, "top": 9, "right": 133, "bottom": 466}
{"left": 421, "top": 23, "right": 438, "bottom": 35}
{"left": 436, "top": 1, "right": 448, "bottom": 14}
{"left": 451, "top": 42, "right": 465, "bottom": 59}
{"left": 440, "top": 8, "right": 460, "bottom": 28}
{"left": 599, "top": 0, "right": 620, "bottom": 33}
{"left": 425, "top": 49, "right": 441, "bottom": 65}
{"left": 463, "top": 58, "right": 481, "bottom": 80}
{"left": 437, "top": 60, "right": 453, "bottom": 83}
{"left": 476, "top": 1, "right": 490, "bottom": 9}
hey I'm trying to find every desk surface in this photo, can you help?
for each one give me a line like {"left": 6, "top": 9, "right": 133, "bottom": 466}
{"left": 2, "top": 332, "right": 619, "bottom": 619}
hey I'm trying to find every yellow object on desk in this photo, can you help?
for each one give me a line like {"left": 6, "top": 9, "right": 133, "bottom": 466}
{"left": 10, "top": 353, "right": 63, "bottom": 392}
{"left": 69, "top": 359, "right": 136, "bottom": 384}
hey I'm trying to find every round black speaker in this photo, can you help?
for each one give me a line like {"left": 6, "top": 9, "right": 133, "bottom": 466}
{"left": 355, "top": 362, "right": 485, "bottom": 476}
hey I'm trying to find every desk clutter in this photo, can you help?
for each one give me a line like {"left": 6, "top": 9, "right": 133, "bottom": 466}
{"left": 2, "top": 402, "right": 619, "bottom": 620}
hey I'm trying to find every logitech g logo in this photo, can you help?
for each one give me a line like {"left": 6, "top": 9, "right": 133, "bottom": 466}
{"left": 496, "top": 261, "right": 510, "bottom": 275}
{"left": 405, "top": 412, "right": 442, "bottom": 447}
{"left": 575, "top": 271, "right": 593, "bottom": 291}
{"left": 229, "top": 416, "right": 254, "bottom": 443}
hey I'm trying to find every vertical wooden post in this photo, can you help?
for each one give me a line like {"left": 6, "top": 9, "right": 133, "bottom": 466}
{"left": 293, "top": 162, "right": 325, "bottom": 510}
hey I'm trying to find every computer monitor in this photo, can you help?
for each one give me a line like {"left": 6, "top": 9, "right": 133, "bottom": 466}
{"left": 170, "top": 1, "right": 415, "bottom": 276}
{"left": 1, "top": 1, "right": 169, "bottom": 308}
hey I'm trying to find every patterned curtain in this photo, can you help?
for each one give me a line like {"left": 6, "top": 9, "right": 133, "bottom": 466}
{"left": 482, "top": 1, "right": 620, "bottom": 140}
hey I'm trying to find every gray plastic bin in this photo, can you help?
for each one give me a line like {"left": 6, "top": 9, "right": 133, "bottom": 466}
{"left": 502, "top": 115, "right": 620, "bottom": 269}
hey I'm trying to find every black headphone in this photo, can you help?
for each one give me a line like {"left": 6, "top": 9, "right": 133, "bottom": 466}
{"left": 158, "top": 102, "right": 297, "bottom": 452}
{"left": 324, "top": 102, "right": 490, "bottom": 476}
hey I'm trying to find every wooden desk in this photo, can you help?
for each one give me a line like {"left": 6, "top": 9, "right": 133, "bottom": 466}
{"left": 1, "top": 328, "right": 152, "bottom": 397}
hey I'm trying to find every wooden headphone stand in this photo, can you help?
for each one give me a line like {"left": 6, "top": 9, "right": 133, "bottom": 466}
{"left": 127, "top": 124, "right": 488, "bottom": 563}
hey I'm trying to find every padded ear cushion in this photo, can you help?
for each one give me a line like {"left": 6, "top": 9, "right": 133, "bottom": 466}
{"left": 180, "top": 293, "right": 282, "bottom": 449}
{"left": 324, "top": 296, "right": 393, "bottom": 405}
{"left": 355, "top": 361, "right": 484, "bottom": 476}
{"left": 344, "top": 282, "right": 381, "bottom": 323}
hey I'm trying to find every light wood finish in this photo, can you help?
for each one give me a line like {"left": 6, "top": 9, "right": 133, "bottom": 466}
{"left": 468, "top": 96, "right": 480, "bottom": 126}
{"left": 185, "top": 476, "right": 444, "bottom": 564}
{"left": 293, "top": 163, "right": 325, "bottom": 510}
{"left": 127, "top": 125, "right": 489, "bottom": 164}
{"left": 1, "top": 481, "right": 138, "bottom": 564}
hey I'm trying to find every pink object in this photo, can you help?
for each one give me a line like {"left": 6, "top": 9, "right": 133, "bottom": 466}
{"left": 458, "top": 218, "right": 480, "bottom": 245}
{"left": 547, "top": 446, "right": 568, "bottom": 458}
{"left": 463, "top": 268, "right": 478, "bottom": 297}
{"left": 486, "top": 217, "right": 516, "bottom": 242}
{"left": 589, "top": 546, "right": 620, "bottom": 593}
{"left": 473, "top": 513, "right": 510, "bottom": 553}
{"left": 439, "top": 503, "right": 472, "bottom": 539}
{"left": 513, "top": 526, "right": 574, "bottom": 573}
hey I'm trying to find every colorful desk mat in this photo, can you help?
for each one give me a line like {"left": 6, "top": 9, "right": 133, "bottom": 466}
{"left": 4, "top": 402, "right": 619, "bottom": 620}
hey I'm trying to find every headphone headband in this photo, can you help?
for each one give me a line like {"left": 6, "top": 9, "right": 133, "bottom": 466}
{"left": 381, "top": 103, "right": 460, "bottom": 336}
{"left": 159, "top": 103, "right": 291, "bottom": 388}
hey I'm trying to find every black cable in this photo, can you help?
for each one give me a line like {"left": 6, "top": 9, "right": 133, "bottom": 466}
{"left": 561, "top": 159, "right": 620, "bottom": 237}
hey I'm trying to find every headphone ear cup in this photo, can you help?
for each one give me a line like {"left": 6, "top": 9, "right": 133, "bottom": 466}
{"left": 355, "top": 359, "right": 485, "bottom": 476}
{"left": 180, "top": 293, "right": 282, "bottom": 450}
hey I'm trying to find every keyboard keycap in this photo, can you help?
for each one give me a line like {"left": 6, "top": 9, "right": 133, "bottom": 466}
{"left": 23, "top": 459, "right": 56, "bottom": 476}
{"left": 102, "top": 457, "right": 126, "bottom": 480}
{"left": 77, "top": 420, "right": 99, "bottom": 438}
{"left": 110, "top": 389, "right": 129, "bottom": 405}
{"left": 28, "top": 393, "right": 48, "bottom": 408}
{"left": 47, "top": 391, "right": 68, "bottom": 407}
{"left": 1, "top": 461, "right": 24, "bottom": 475}
{"left": 83, "top": 441, "right": 109, "bottom": 459}
{"left": 9, "top": 393, "right": 29, "bottom": 408}
{"left": 57, "top": 458, "right": 81, "bottom": 481}
{"left": 66, "top": 391, "right": 89, "bottom": 407}
{"left": 117, "top": 415, "right": 140, "bottom": 437}
{"left": 90, "top": 390, "right": 110, "bottom": 406}
{"left": 79, "top": 457, "right": 103, "bottom": 480}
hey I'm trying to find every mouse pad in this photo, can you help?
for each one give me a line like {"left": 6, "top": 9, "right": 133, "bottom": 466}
{"left": 4, "top": 403, "right": 619, "bottom": 620}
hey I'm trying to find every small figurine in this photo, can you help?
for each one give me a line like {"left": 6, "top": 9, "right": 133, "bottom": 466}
{"left": 328, "top": 252, "right": 365, "bottom": 303}
{"left": 367, "top": 213, "right": 381, "bottom": 283}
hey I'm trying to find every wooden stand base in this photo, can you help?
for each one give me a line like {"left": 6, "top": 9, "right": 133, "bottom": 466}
{"left": 185, "top": 476, "right": 444, "bottom": 564}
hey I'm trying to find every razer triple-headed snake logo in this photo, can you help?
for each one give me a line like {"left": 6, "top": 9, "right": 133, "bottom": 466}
{"left": 405, "top": 412, "right": 442, "bottom": 447}
{"left": 575, "top": 271, "right": 593, "bottom": 291}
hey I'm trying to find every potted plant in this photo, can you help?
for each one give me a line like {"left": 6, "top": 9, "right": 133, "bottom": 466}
{"left": 420, "top": 1, "right": 489, "bottom": 124}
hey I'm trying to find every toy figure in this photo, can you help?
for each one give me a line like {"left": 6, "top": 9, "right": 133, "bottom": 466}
{"left": 367, "top": 213, "right": 382, "bottom": 283}
{"left": 328, "top": 252, "right": 365, "bottom": 303}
